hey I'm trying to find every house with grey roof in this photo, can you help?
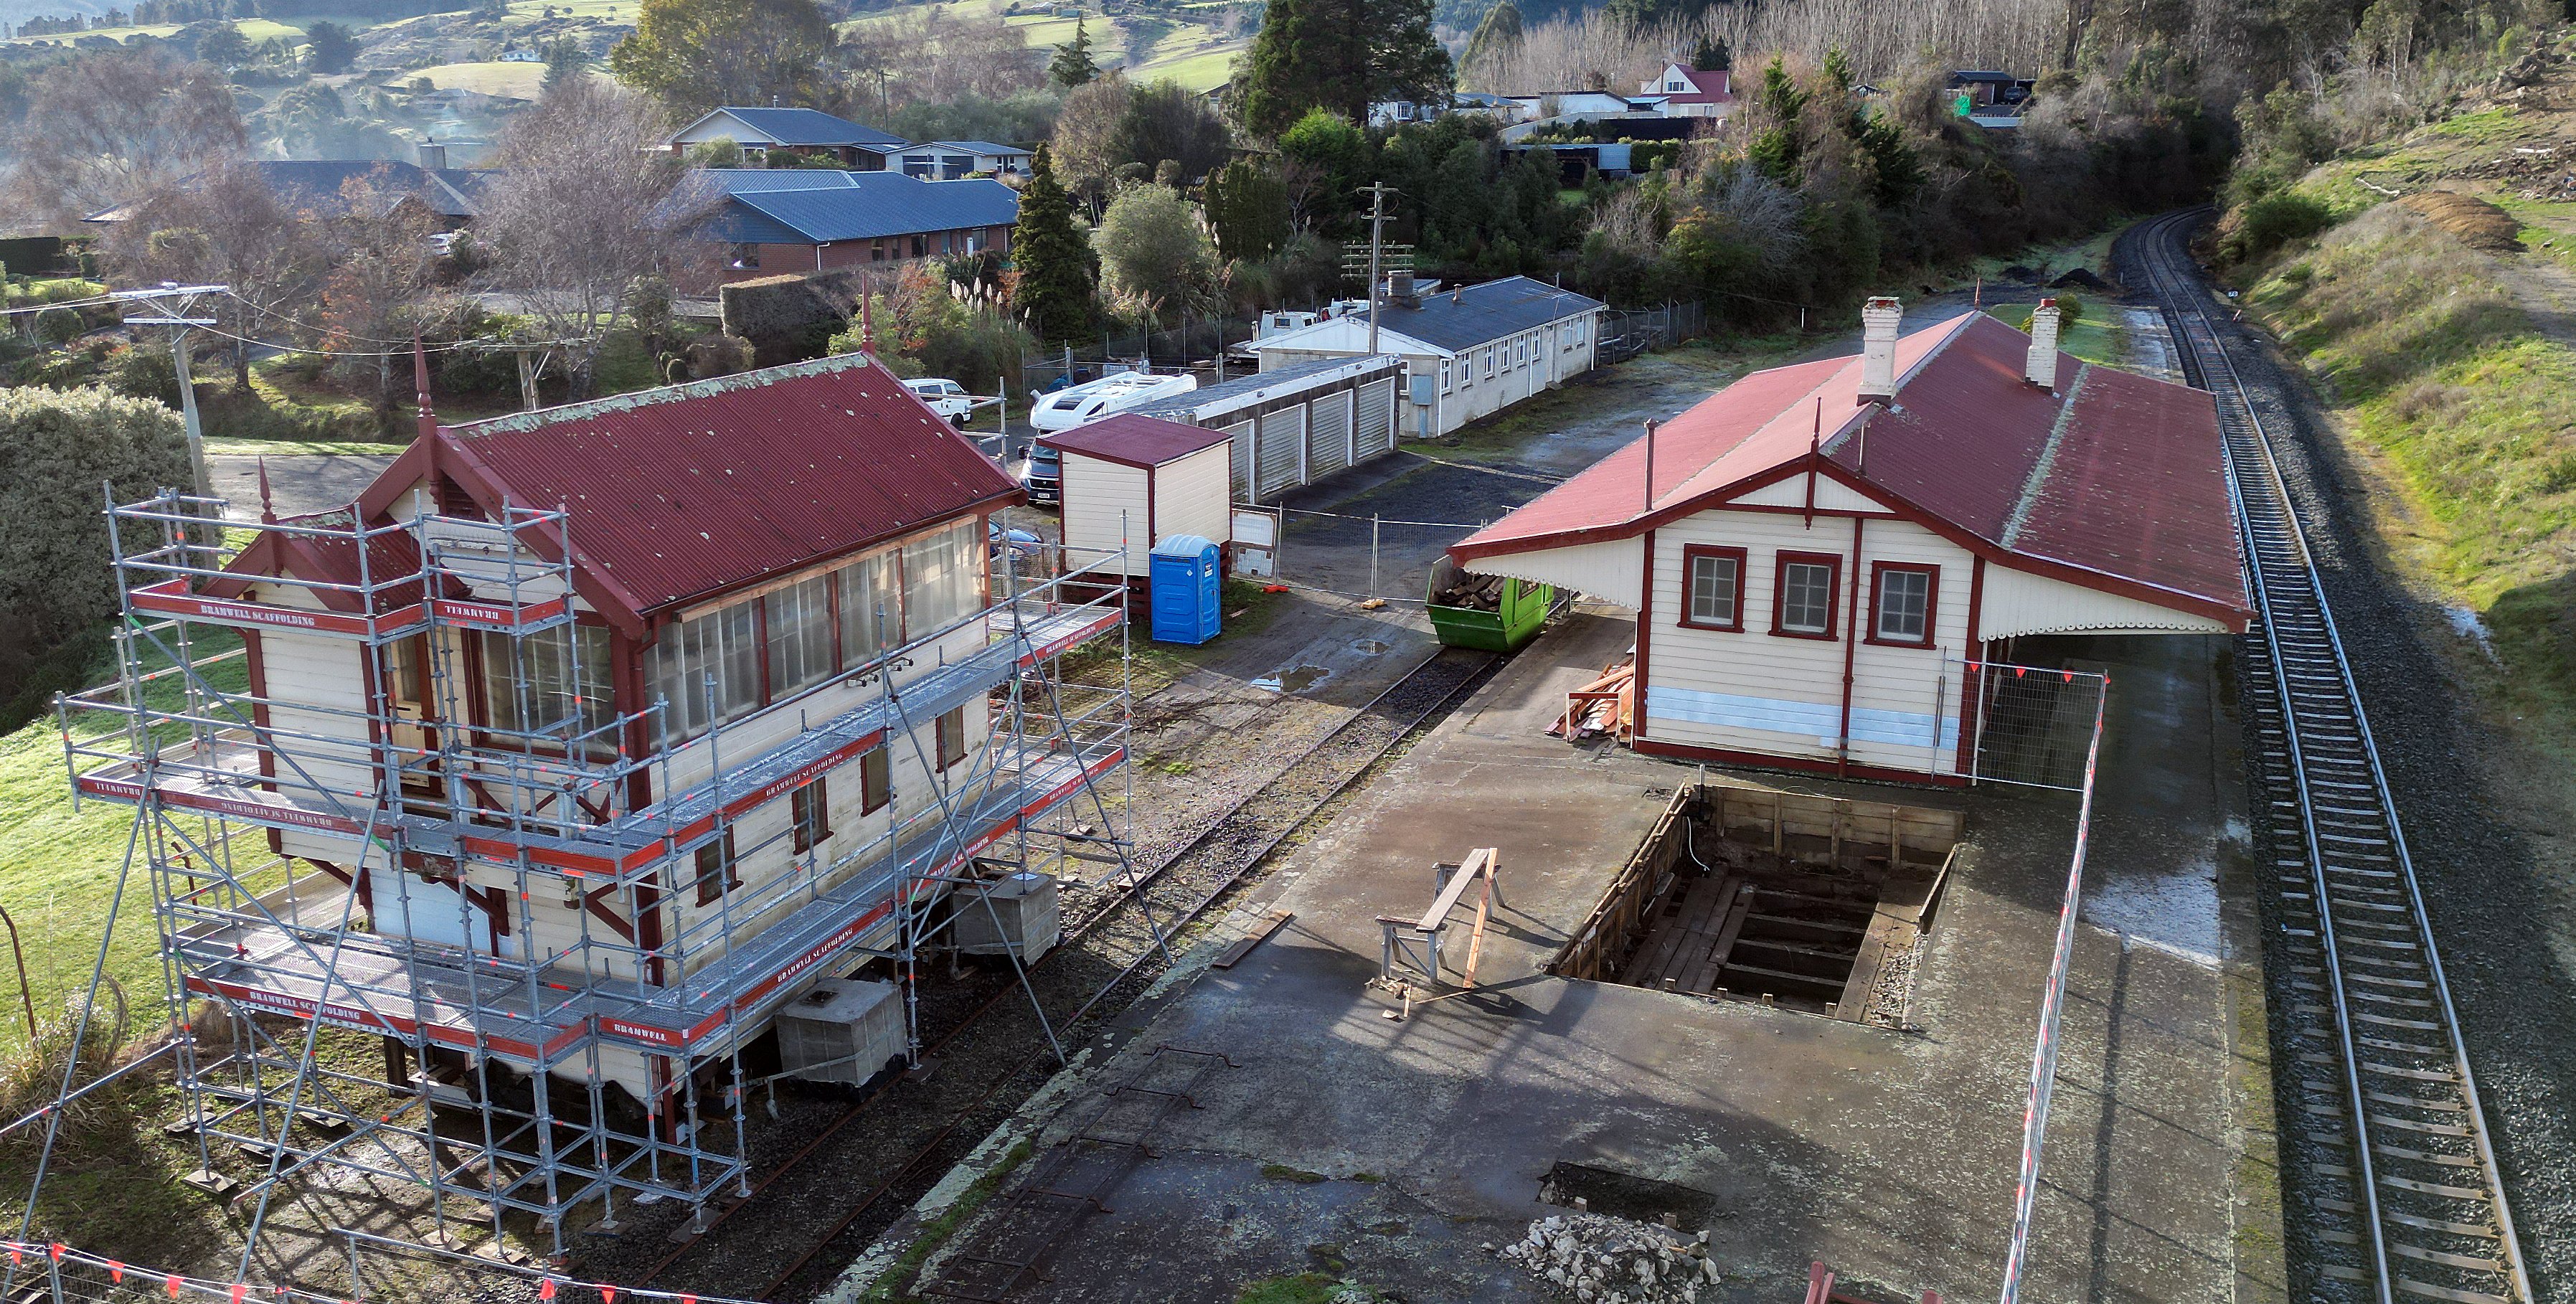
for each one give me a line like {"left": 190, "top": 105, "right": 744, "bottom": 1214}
{"left": 82, "top": 159, "right": 494, "bottom": 230}
{"left": 1243, "top": 274, "right": 1606, "bottom": 439}
{"left": 894, "top": 141, "right": 1035, "bottom": 181}
{"left": 688, "top": 169, "right": 1019, "bottom": 282}
{"left": 667, "top": 107, "right": 912, "bottom": 169}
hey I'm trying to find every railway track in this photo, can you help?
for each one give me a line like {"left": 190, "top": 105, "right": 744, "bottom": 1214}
{"left": 2136, "top": 209, "right": 2529, "bottom": 1304}
{"left": 626, "top": 646, "right": 1502, "bottom": 1302}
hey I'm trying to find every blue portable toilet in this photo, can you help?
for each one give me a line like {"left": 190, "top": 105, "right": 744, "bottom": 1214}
{"left": 1149, "top": 534, "right": 1222, "bottom": 646}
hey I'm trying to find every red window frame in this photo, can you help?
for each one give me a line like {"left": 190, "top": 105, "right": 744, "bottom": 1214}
{"left": 692, "top": 829, "right": 739, "bottom": 906}
{"left": 790, "top": 778, "right": 830, "bottom": 854}
{"left": 1865, "top": 562, "right": 1940, "bottom": 648}
{"left": 1769, "top": 550, "right": 1842, "bottom": 641}
{"left": 1676, "top": 544, "right": 1749, "bottom": 631}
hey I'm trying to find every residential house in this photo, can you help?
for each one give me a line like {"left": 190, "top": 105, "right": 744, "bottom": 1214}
{"left": 1445, "top": 299, "right": 2250, "bottom": 783}
{"left": 1504, "top": 90, "right": 1656, "bottom": 119}
{"left": 694, "top": 169, "right": 1019, "bottom": 282}
{"left": 82, "top": 157, "right": 492, "bottom": 232}
{"left": 1245, "top": 275, "right": 1605, "bottom": 439}
{"left": 895, "top": 141, "right": 1034, "bottom": 180}
{"left": 668, "top": 106, "right": 911, "bottom": 169}
{"left": 1637, "top": 62, "right": 1733, "bottom": 118}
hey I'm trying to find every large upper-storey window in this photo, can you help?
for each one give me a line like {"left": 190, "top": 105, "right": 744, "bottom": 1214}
{"left": 481, "top": 624, "right": 614, "bottom": 740}
{"left": 643, "top": 520, "right": 986, "bottom": 747}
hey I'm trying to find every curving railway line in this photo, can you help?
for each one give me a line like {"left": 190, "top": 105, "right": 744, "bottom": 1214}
{"left": 2135, "top": 209, "right": 2529, "bottom": 1304}
{"left": 620, "top": 646, "right": 1501, "bottom": 1302}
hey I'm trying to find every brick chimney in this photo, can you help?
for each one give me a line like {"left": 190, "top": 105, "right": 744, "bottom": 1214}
{"left": 2026, "top": 298, "right": 2062, "bottom": 389}
{"left": 1857, "top": 296, "right": 1901, "bottom": 402}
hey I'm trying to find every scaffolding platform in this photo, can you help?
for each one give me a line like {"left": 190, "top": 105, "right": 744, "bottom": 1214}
{"left": 68, "top": 603, "right": 1125, "bottom": 882}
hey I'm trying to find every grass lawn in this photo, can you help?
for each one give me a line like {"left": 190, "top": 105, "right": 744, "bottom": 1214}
{"left": 1983, "top": 303, "right": 2127, "bottom": 366}
{"left": 1, "top": 11, "right": 382, "bottom": 45}
{"left": 1128, "top": 42, "right": 1237, "bottom": 90}
{"left": 409, "top": 60, "right": 552, "bottom": 95}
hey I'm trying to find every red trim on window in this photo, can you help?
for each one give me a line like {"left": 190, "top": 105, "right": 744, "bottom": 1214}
{"left": 861, "top": 746, "right": 891, "bottom": 814}
{"left": 1864, "top": 561, "right": 1940, "bottom": 648}
{"left": 1769, "top": 550, "right": 1841, "bottom": 641}
{"left": 1675, "top": 544, "right": 1748, "bottom": 630}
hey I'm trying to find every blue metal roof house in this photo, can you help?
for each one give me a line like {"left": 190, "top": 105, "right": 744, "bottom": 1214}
{"left": 688, "top": 169, "right": 1022, "bottom": 280}
{"left": 668, "top": 107, "right": 912, "bottom": 168}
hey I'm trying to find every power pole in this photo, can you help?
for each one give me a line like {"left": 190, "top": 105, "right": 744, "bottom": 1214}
{"left": 115, "top": 283, "right": 227, "bottom": 504}
{"left": 1360, "top": 181, "right": 1394, "bottom": 354}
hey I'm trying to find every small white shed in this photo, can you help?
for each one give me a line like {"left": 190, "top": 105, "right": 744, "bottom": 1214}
{"left": 1039, "top": 413, "right": 1234, "bottom": 578}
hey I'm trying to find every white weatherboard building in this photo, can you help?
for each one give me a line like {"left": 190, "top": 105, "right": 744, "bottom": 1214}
{"left": 1450, "top": 300, "right": 2253, "bottom": 783}
{"left": 1245, "top": 275, "right": 1605, "bottom": 440}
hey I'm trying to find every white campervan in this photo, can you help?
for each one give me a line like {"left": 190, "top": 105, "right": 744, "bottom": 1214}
{"left": 1027, "top": 369, "right": 1198, "bottom": 433}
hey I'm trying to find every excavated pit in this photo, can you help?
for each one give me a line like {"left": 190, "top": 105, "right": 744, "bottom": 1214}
{"left": 1551, "top": 782, "right": 1962, "bottom": 1024}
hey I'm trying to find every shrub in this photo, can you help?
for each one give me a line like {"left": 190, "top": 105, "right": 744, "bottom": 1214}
{"left": 687, "top": 333, "right": 755, "bottom": 379}
{"left": 2224, "top": 192, "right": 2335, "bottom": 264}
{"left": 0, "top": 387, "right": 192, "bottom": 717}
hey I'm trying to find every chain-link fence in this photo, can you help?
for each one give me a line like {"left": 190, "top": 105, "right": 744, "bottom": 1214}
{"left": 1961, "top": 659, "right": 2109, "bottom": 791}
{"left": 1016, "top": 314, "right": 1264, "bottom": 395}
{"left": 1598, "top": 301, "right": 1709, "bottom": 363}
{"left": 0, "top": 1231, "right": 768, "bottom": 1304}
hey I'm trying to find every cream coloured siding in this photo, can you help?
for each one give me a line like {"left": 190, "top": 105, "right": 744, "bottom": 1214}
{"left": 1058, "top": 453, "right": 1152, "bottom": 576}
{"left": 1156, "top": 444, "right": 1235, "bottom": 548}
{"left": 1643, "top": 509, "right": 1973, "bottom": 775}
{"left": 1978, "top": 562, "right": 2235, "bottom": 638}
{"left": 258, "top": 622, "right": 379, "bottom": 864}
{"left": 1728, "top": 473, "right": 1889, "bottom": 513}
{"left": 1460, "top": 538, "right": 1643, "bottom": 608}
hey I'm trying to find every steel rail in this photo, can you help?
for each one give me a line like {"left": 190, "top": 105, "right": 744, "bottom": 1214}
{"left": 2137, "top": 209, "right": 2529, "bottom": 1304}
{"left": 626, "top": 647, "right": 1497, "bottom": 1294}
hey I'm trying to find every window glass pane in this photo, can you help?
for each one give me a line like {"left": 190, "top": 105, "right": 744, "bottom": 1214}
{"left": 1877, "top": 570, "right": 1930, "bottom": 641}
{"left": 862, "top": 746, "right": 890, "bottom": 813}
{"left": 1688, "top": 555, "right": 1737, "bottom": 625}
{"left": 902, "top": 521, "right": 980, "bottom": 640}
{"left": 765, "top": 574, "right": 834, "bottom": 700}
{"left": 480, "top": 625, "right": 611, "bottom": 739}
{"left": 1782, "top": 562, "right": 1833, "bottom": 633}
{"left": 717, "top": 602, "right": 760, "bottom": 719}
{"left": 645, "top": 599, "right": 763, "bottom": 747}
{"left": 837, "top": 552, "right": 901, "bottom": 664}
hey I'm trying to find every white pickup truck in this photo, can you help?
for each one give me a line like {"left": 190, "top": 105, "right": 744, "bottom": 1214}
{"left": 902, "top": 377, "right": 976, "bottom": 425}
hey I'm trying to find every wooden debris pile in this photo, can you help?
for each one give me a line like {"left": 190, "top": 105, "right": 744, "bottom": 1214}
{"left": 1431, "top": 570, "right": 1509, "bottom": 611}
{"left": 1550, "top": 651, "right": 1636, "bottom": 742}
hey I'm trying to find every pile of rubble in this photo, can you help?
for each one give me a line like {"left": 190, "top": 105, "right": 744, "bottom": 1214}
{"left": 1494, "top": 1212, "right": 1722, "bottom": 1303}
{"left": 1431, "top": 570, "right": 1511, "bottom": 611}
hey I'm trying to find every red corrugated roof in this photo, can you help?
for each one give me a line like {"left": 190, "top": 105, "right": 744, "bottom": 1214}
{"left": 1037, "top": 412, "right": 1229, "bottom": 468}
{"left": 1452, "top": 312, "right": 2250, "bottom": 623}
{"left": 438, "top": 353, "right": 1019, "bottom": 618}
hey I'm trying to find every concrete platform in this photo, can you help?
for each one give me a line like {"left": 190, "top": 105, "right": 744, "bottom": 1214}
{"left": 882, "top": 608, "right": 2277, "bottom": 1304}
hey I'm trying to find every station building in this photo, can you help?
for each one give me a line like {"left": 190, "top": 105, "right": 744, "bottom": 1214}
{"left": 1447, "top": 298, "right": 2252, "bottom": 783}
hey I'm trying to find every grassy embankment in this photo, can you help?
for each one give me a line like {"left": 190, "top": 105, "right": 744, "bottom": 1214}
{"left": 2230, "top": 104, "right": 2576, "bottom": 745}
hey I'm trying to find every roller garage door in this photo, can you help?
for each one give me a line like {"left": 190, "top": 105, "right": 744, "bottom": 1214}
{"left": 1223, "top": 419, "right": 1255, "bottom": 498}
{"left": 1352, "top": 378, "right": 1397, "bottom": 460}
{"left": 1255, "top": 405, "right": 1306, "bottom": 500}
{"left": 1305, "top": 392, "right": 1352, "bottom": 481}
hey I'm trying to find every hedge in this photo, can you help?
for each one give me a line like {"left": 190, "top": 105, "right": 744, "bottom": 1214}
{"left": 720, "top": 268, "right": 867, "bottom": 368}
{"left": 0, "top": 387, "right": 192, "bottom": 723}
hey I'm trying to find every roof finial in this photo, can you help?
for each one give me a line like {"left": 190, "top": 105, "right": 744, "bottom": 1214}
{"left": 257, "top": 456, "right": 277, "bottom": 524}
{"left": 412, "top": 336, "right": 440, "bottom": 444}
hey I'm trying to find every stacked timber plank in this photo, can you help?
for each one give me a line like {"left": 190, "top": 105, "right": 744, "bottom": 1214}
{"left": 1550, "top": 652, "right": 1636, "bottom": 742}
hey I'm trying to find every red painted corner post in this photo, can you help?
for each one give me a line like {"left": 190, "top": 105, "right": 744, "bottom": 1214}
{"left": 1805, "top": 1262, "right": 1834, "bottom": 1304}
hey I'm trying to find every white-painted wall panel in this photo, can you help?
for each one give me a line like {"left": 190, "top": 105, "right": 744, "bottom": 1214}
{"left": 1155, "top": 445, "right": 1234, "bottom": 549}
{"left": 1059, "top": 455, "right": 1152, "bottom": 577}
{"left": 1978, "top": 563, "right": 2233, "bottom": 638}
{"left": 1642, "top": 510, "right": 1973, "bottom": 775}
{"left": 1461, "top": 539, "right": 1642, "bottom": 609}
{"left": 1728, "top": 475, "right": 1892, "bottom": 513}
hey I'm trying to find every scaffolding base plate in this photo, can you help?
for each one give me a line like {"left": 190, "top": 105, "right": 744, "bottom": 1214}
{"left": 181, "top": 1168, "right": 241, "bottom": 1199}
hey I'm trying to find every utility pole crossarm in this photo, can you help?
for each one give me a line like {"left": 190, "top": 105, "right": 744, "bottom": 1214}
{"left": 1360, "top": 183, "right": 1395, "bottom": 356}
{"left": 115, "top": 283, "right": 234, "bottom": 504}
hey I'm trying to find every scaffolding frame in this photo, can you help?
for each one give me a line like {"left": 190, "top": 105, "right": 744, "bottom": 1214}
{"left": 35, "top": 487, "right": 1137, "bottom": 1269}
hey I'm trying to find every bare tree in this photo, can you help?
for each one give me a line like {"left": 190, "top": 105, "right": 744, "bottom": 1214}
{"left": 827, "top": 7, "right": 1047, "bottom": 113}
{"left": 102, "top": 161, "right": 330, "bottom": 392}
{"left": 319, "top": 174, "right": 453, "bottom": 408}
{"left": 1048, "top": 75, "right": 1131, "bottom": 214}
{"left": 474, "top": 80, "right": 717, "bottom": 400}
{"left": 3, "top": 49, "right": 246, "bottom": 230}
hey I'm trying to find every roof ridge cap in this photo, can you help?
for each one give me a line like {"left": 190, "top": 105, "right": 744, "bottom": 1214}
{"left": 1999, "top": 363, "right": 2090, "bottom": 549}
{"left": 452, "top": 353, "right": 879, "bottom": 436}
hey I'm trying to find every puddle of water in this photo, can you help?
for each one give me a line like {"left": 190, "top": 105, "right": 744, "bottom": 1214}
{"left": 2445, "top": 605, "right": 2500, "bottom": 664}
{"left": 1250, "top": 664, "right": 1333, "bottom": 694}
{"left": 1352, "top": 639, "right": 1390, "bottom": 655}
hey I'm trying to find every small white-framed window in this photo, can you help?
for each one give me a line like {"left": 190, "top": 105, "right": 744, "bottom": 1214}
{"left": 1439, "top": 359, "right": 1451, "bottom": 393}
{"left": 1482, "top": 348, "right": 1496, "bottom": 379}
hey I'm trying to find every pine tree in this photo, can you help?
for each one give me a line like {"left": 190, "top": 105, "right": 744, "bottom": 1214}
{"left": 1691, "top": 35, "right": 1728, "bottom": 72}
{"left": 1048, "top": 18, "right": 1098, "bottom": 90}
{"left": 1235, "top": 0, "right": 1450, "bottom": 138}
{"left": 1457, "top": 0, "right": 1520, "bottom": 91}
{"left": 1009, "top": 145, "right": 1098, "bottom": 342}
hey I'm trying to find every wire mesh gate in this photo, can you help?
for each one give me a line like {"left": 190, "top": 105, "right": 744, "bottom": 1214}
{"left": 1961, "top": 660, "right": 2109, "bottom": 792}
